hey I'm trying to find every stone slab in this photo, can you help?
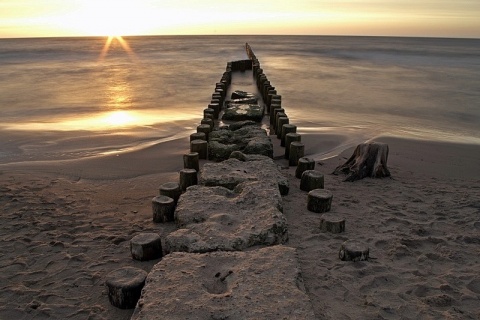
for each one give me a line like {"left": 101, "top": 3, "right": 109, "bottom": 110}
{"left": 199, "top": 158, "right": 288, "bottom": 195}
{"left": 208, "top": 125, "right": 273, "bottom": 161}
{"left": 131, "top": 246, "right": 316, "bottom": 320}
{"left": 165, "top": 181, "right": 286, "bottom": 253}
{"left": 222, "top": 104, "right": 264, "bottom": 122}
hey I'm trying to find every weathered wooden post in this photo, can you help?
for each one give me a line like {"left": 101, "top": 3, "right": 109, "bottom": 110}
{"left": 190, "top": 132, "right": 206, "bottom": 142}
{"left": 183, "top": 152, "right": 199, "bottom": 172}
{"left": 319, "top": 214, "right": 345, "bottom": 234}
{"left": 196, "top": 124, "right": 211, "bottom": 141}
{"left": 152, "top": 195, "right": 175, "bottom": 222}
{"left": 190, "top": 139, "right": 208, "bottom": 159}
{"left": 179, "top": 168, "right": 197, "bottom": 191}
{"left": 339, "top": 240, "right": 369, "bottom": 261}
{"left": 159, "top": 182, "right": 182, "bottom": 205}
{"left": 201, "top": 118, "right": 214, "bottom": 131}
{"left": 276, "top": 116, "right": 289, "bottom": 138}
{"left": 295, "top": 157, "right": 315, "bottom": 179}
{"left": 285, "top": 133, "right": 301, "bottom": 159}
{"left": 289, "top": 141, "right": 304, "bottom": 166}
{"left": 300, "top": 170, "right": 324, "bottom": 191}
{"left": 130, "top": 233, "right": 163, "bottom": 261}
{"left": 307, "top": 189, "right": 333, "bottom": 213}
{"left": 281, "top": 124, "right": 297, "bottom": 147}
{"left": 105, "top": 267, "right": 147, "bottom": 309}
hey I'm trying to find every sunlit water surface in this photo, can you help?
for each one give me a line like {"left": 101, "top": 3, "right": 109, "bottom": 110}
{"left": 0, "top": 36, "right": 479, "bottom": 163}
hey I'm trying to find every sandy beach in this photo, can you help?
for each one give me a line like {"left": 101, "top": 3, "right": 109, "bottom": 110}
{"left": 1, "top": 132, "right": 479, "bottom": 319}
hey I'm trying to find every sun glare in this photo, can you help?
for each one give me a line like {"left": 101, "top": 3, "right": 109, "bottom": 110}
{"left": 99, "top": 36, "right": 136, "bottom": 60}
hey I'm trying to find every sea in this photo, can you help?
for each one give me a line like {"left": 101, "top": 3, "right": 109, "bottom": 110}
{"left": 0, "top": 35, "right": 479, "bottom": 164}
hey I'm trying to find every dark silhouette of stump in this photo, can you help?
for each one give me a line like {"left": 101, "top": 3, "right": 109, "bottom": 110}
{"left": 319, "top": 213, "right": 345, "bottom": 233}
{"left": 333, "top": 142, "right": 391, "bottom": 182}
{"left": 190, "top": 132, "right": 206, "bottom": 142}
{"left": 300, "top": 170, "right": 324, "bottom": 191}
{"left": 159, "top": 182, "right": 182, "bottom": 205}
{"left": 197, "top": 124, "right": 211, "bottom": 141}
{"left": 130, "top": 233, "right": 163, "bottom": 261}
{"left": 307, "top": 189, "right": 332, "bottom": 213}
{"left": 339, "top": 240, "right": 369, "bottom": 261}
{"left": 281, "top": 124, "right": 296, "bottom": 147}
{"left": 152, "top": 195, "right": 175, "bottom": 222}
{"left": 295, "top": 157, "right": 315, "bottom": 179}
{"left": 105, "top": 267, "right": 147, "bottom": 309}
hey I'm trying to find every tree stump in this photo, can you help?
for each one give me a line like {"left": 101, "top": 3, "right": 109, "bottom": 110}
{"left": 307, "top": 189, "right": 333, "bottom": 213}
{"left": 333, "top": 142, "right": 391, "bottom": 182}
{"left": 130, "top": 233, "right": 163, "bottom": 261}
{"left": 281, "top": 124, "right": 296, "bottom": 147}
{"left": 319, "top": 213, "right": 345, "bottom": 233}
{"left": 105, "top": 267, "right": 147, "bottom": 309}
{"left": 285, "top": 133, "right": 301, "bottom": 159}
{"left": 179, "top": 168, "right": 197, "bottom": 191}
{"left": 183, "top": 152, "right": 199, "bottom": 172}
{"left": 190, "top": 132, "right": 206, "bottom": 142}
{"left": 300, "top": 170, "right": 324, "bottom": 191}
{"left": 289, "top": 141, "right": 304, "bottom": 166}
{"left": 152, "top": 195, "right": 175, "bottom": 222}
{"left": 190, "top": 139, "right": 208, "bottom": 159}
{"left": 159, "top": 182, "right": 182, "bottom": 205}
{"left": 339, "top": 240, "right": 369, "bottom": 261}
{"left": 295, "top": 157, "right": 315, "bottom": 179}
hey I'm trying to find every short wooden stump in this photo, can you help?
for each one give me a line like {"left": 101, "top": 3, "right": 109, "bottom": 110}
{"left": 105, "top": 266, "right": 147, "bottom": 309}
{"left": 179, "top": 168, "right": 198, "bottom": 191}
{"left": 307, "top": 189, "right": 332, "bottom": 213}
{"left": 159, "top": 182, "right": 181, "bottom": 205}
{"left": 339, "top": 240, "right": 369, "bottom": 261}
{"left": 319, "top": 213, "right": 345, "bottom": 234}
{"left": 183, "top": 152, "right": 199, "bottom": 172}
{"left": 300, "top": 170, "right": 324, "bottom": 191}
{"left": 152, "top": 195, "right": 175, "bottom": 223}
{"left": 296, "top": 157, "right": 315, "bottom": 179}
{"left": 130, "top": 233, "right": 163, "bottom": 261}
{"left": 190, "top": 139, "right": 208, "bottom": 159}
{"left": 289, "top": 141, "right": 305, "bottom": 166}
{"left": 190, "top": 132, "right": 206, "bottom": 142}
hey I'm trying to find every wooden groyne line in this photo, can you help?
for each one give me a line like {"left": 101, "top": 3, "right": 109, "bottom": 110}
{"left": 104, "top": 44, "right": 346, "bottom": 319}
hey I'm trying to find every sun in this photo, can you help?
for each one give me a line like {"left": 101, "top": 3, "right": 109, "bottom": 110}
{"left": 65, "top": 1, "right": 157, "bottom": 37}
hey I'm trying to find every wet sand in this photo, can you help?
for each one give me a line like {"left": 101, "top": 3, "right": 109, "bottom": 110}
{"left": 1, "top": 133, "right": 479, "bottom": 319}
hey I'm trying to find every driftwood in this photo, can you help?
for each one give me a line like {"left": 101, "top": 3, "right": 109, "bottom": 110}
{"left": 333, "top": 142, "right": 391, "bottom": 182}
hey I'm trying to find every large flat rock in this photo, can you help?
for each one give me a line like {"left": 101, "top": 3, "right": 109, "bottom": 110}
{"left": 209, "top": 125, "right": 273, "bottom": 161}
{"left": 222, "top": 103, "right": 264, "bottom": 122}
{"left": 199, "top": 157, "right": 288, "bottom": 195}
{"left": 165, "top": 181, "right": 287, "bottom": 253}
{"left": 131, "top": 246, "right": 316, "bottom": 320}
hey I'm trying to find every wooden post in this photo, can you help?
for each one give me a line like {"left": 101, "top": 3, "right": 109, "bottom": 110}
{"left": 204, "top": 108, "right": 215, "bottom": 119}
{"left": 295, "top": 157, "right": 315, "bottom": 179}
{"left": 190, "top": 139, "right": 208, "bottom": 159}
{"left": 281, "top": 124, "right": 296, "bottom": 147}
{"left": 196, "top": 124, "right": 211, "bottom": 141}
{"left": 183, "top": 152, "right": 199, "bottom": 172}
{"left": 130, "top": 233, "right": 163, "bottom": 261}
{"left": 201, "top": 118, "right": 214, "bottom": 131}
{"left": 307, "top": 189, "right": 333, "bottom": 213}
{"left": 339, "top": 240, "right": 369, "bottom": 261}
{"left": 276, "top": 116, "right": 289, "bottom": 138}
{"left": 159, "top": 182, "right": 182, "bottom": 205}
{"left": 105, "top": 267, "right": 147, "bottom": 309}
{"left": 300, "top": 170, "right": 324, "bottom": 191}
{"left": 179, "top": 168, "right": 197, "bottom": 191}
{"left": 190, "top": 132, "right": 206, "bottom": 142}
{"left": 289, "top": 141, "right": 304, "bottom": 166}
{"left": 319, "top": 213, "right": 345, "bottom": 234}
{"left": 285, "top": 133, "right": 301, "bottom": 159}
{"left": 152, "top": 195, "right": 175, "bottom": 222}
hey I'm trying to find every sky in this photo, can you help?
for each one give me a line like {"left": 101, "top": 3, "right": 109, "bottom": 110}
{"left": 0, "top": 0, "right": 479, "bottom": 38}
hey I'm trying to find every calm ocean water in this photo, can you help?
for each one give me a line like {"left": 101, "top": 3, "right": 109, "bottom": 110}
{"left": 0, "top": 35, "right": 479, "bottom": 163}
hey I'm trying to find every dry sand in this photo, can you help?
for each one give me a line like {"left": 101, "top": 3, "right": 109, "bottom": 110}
{"left": 1, "top": 133, "right": 479, "bottom": 319}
